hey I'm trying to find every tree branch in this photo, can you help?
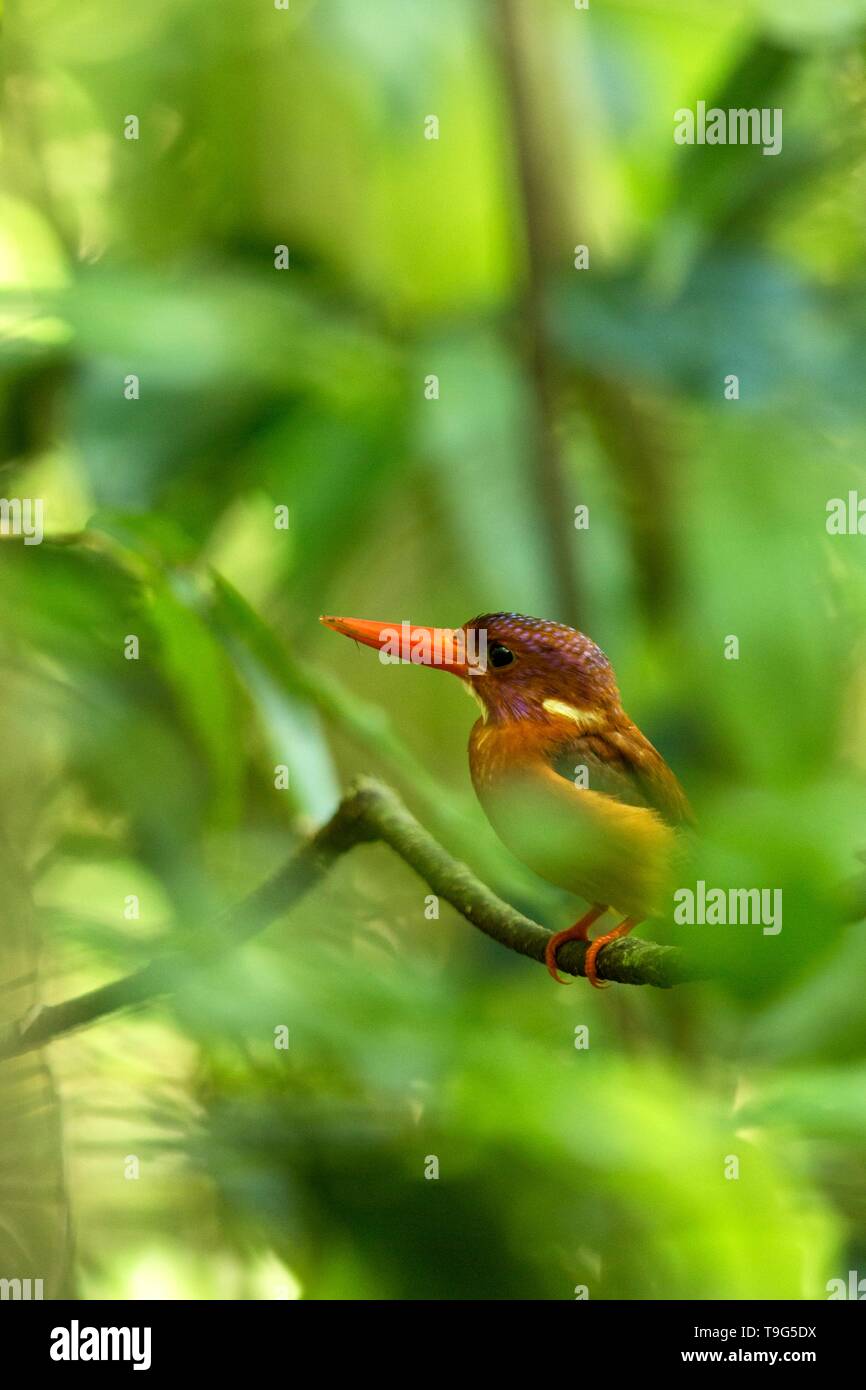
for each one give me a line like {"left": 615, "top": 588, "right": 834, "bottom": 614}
{"left": 0, "top": 778, "right": 700, "bottom": 1061}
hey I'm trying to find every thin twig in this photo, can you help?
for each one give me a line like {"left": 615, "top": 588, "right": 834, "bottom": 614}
{"left": 0, "top": 778, "right": 700, "bottom": 1061}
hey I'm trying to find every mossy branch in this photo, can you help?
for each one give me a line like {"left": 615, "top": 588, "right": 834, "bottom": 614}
{"left": 0, "top": 777, "right": 700, "bottom": 1061}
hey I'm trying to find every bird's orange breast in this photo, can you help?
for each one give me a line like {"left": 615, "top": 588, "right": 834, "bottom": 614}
{"left": 468, "top": 715, "right": 681, "bottom": 919}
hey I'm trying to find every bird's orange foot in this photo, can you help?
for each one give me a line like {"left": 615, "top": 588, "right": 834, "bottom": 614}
{"left": 545, "top": 905, "right": 607, "bottom": 984}
{"left": 583, "top": 917, "right": 639, "bottom": 989}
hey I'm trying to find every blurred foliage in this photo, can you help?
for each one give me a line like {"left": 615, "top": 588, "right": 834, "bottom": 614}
{"left": 2, "top": 0, "right": 866, "bottom": 1299}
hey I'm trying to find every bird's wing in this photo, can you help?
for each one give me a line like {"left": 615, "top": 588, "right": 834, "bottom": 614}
{"left": 477, "top": 754, "right": 678, "bottom": 917}
{"left": 550, "top": 724, "right": 694, "bottom": 828}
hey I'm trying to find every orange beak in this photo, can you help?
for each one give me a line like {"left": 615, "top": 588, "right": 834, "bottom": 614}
{"left": 320, "top": 615, "right": 479, "bottom": 677}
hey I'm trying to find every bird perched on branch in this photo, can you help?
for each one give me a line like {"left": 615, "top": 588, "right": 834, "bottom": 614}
{"left": 320, "top": 612, "right": 692, "bottom": 987}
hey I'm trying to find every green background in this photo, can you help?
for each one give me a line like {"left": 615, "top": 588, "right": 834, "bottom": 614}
{"left": 2, "top": 0, "right": 866, "bottom": 1300}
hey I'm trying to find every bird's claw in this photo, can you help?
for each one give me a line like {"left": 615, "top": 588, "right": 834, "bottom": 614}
{"left": 545, "top": 912, "right": 639, "bottom": 988}
{"left": 544, "top": 905, "right": 607, "bottom": 985}
{"left": 544, "top": 931, "right": 578, "bottom": 985}
{"left": 583, "top": 918, "right": 639, "bottom": 989}
{"left": 583, "top": 937, "right": 612, "bottom": 989}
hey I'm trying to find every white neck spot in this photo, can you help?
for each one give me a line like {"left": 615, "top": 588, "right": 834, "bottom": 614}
{"left": 542, "top": 698, "right": 604, "bottom": 729}
{"left": 462, "top": 680, "right": 489, "bottom": 722}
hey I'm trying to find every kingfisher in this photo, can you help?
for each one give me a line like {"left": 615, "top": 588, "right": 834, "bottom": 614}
{"left": 320, "top": 612, "right": 692, "bottom": 987}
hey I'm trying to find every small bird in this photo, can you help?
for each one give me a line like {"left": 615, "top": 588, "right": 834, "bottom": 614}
{"left": 320, "top": 612, "right": 692, "bottom": 987}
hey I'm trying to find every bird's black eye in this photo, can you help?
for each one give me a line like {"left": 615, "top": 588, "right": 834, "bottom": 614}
{"left": 489, "top": 643, "right": 515, "bottom": 669}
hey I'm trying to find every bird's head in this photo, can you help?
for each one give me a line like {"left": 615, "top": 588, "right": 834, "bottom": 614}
{"left": 320, "top": 611, "right": 622, "bottom": 725}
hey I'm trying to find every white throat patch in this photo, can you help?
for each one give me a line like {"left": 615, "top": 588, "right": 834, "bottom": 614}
{"left": 542, "top": 698, "right": 604, "bottom": 730}
{"left": 462, "top": 679, "right": 489, "bottom": 721}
